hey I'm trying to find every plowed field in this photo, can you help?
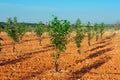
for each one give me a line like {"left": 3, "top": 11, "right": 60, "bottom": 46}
{"left": 0, "top": 31, "right": 120, "bottom": 80}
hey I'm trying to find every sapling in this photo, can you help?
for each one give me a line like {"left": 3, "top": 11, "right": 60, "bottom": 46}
{"left": 34, "top": 21, "right": 44, "bottom": 45}
{"left": 94, "top": 23, "right": 100, "bottom": 41}
{"left": 18, "top": 22, "right": 27, "bottom": 41}
{"left": 100, "top": 22, "right": 105, "bottom": 38}
{"left": 86, "top": 22, "right": 94, "bottom": 46}
{"left": 6, "top": 17, "right": 26, "bottom": 52}
{"left": 75, "top": 18, "right": 81, "bottom": 28}
{"left": 13, "top": 17, "right": 17, "bottom": 24}
{"left": 74, "top": 19, "right": 85, "bottom": 53}
{"left": 49, "top": 16, "right": 70, "bottom": 72}
{"left": 7, "top": 25, "right": 18, "bottom": 52}
{"left": 75, "top": 28, "right": 85, "bottom": 53}
{"left": 7, "top": 18, "right": 12, "bottom": 25}
{"left": 67, "top": 24, "right": 73, "bottom": 42}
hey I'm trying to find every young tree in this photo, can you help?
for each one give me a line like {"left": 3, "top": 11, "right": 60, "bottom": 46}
{"left": 6, "top": 17, "right": 26, "bottom": 52}
{"left": 94, "top": 23, "right": 100, "bottom": 41}
{"left": 74, "top": 19, "right": 85, "bottom": 53}
{"left": 7, "top": 18, "right": 12, "bottom": 25}
{"left": 17, "top": 22, "right": 27, "bottom": 41}
{"left": 49, "top": 16, "right": 70, "bottom": 72}
{"left": 75, "top": 18, "right": 81, "bottom": 28}
{"left": 13, "top": 17, "right": 17, "bottom": 24}
{"left": 75, "top": 28, "right": 85, "bottom": 53}
{"left": 100, "top": 22, "right": 105, "bottom": 38}
{"left": 86, "top": 22, "right": 94, "bottom": 46}
{"left": 34, "top": 21, "right": 44, "bottom": 45}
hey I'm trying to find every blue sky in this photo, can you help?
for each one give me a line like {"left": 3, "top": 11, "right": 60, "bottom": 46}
{"left": 0, "top": 0, "right": 120, "bottom": 24}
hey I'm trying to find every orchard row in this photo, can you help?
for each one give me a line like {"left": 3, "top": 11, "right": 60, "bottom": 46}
{"left": 0, "top": 16, "right": 107, "bottom": 72}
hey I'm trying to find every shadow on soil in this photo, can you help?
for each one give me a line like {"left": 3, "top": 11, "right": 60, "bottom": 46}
{"left": 90, "top": 42, "right": 112, "bottom": 52}
{"left": 42, "top": 45, "right": 52, "bottom": 49}
{"left": 70, "top": 56, "right": 111, "bottom": 79}
{"left": 72, "top": 34, "right": 115, "bottom": 79}
{"left": 84, "top": 33, "right": 113, "bottom": 55}
{"left": 88, "top": 47, "right": 113, "bottom": 59}
{"left": 0, "top": 48, "right": 53, "bottom": 66}
{"left": 19, "top": 71, "right": 43, "bottom": 80}
{"left": 96, "top": 38, "right": 111, "bottom": 45}
{"left": 96, "top": 33, "right": 116, "bottom": 45}
{"left": 76, "top": 47, "right": 113, "bottom": 64}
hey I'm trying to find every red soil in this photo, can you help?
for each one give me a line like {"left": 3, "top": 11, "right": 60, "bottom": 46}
{"left": 0, "top": 31, "right": 120, "bottom": 80}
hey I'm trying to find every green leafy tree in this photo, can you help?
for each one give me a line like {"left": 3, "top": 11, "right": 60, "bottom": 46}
{"left": 49, "top": 16, "right": 70, "bottom": 72}
{"left": 13, "top": 17, "right": 17, "bottom": 24}
{"left": 75, "top": 18, "right": 81, "bottom": 28}
{"left": 7, "top": 25, "right": 17, "bottom": 52}
{"left": 7, "top": 18, "right": 12, "bottom": 25}
{"left": 94, "top": 23, "right": 100, "bottom": 41}
{"left": 75, "top": 28, "right": 85, "bottom": 53}
{"left": 6, "top": 17, "right": 26, "bottom": 52}
{"left": 17, "top": 22, "right": 27, "bottom": 41}
{"left": 100, "top": 22, "right": 105, "bottom": 38}
{"left": 74, "top": 19, "right": 85, "bottom": 53}
{"left": 34, "top": 21, "right": 44, "bottom": 45}
{"left": 86, "top": 22, "right": 94, "bottom": 46}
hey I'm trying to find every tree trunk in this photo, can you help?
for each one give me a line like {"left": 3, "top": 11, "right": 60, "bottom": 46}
{"left": 55, "top": 61, "right": 59, "bottom": 72}
{"left": 88, "top": 40, "right": 91, "bottom": 46}
{"left": 38, "top": 37, "right": 42, "bottom": 46}
{"left": 96, "top": 34, "right": 99, "bottom": 41}
{"left": 39, "top": 40, "right": 42, "bottom": 46}
{"left": 13, "top": 43, "right": 15, "bottom": 52}
{"left": 77, "top": 48, "right": 81, "bottom": 54}
{"left": 101, "top": 33, "right": 103, "bottom": 39}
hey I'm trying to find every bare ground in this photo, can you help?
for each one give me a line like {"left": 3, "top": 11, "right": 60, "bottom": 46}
{"left": 0, "top": 31, "right": 120, "bottom": 80}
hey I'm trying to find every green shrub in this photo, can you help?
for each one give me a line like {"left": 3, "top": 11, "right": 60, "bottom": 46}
{"left": 86, "top": 22, "right": 94, "bottom": 46}
{"left": 49, "top": 16, "right": 70, "bottom": 72}
{"left": 94, "top": 23, "right": 100, "bottom": 41}
{"left": 6, "top": 17, "right": 26, "bottom": 52}
{"left": 74, "top": 19, "right": 85, "bottom": 53}
{"left": 100, "top": 22, "right": 105, "bottom": 38}
{"left": 34, "top": 21, "right": 44, "bottom": 45}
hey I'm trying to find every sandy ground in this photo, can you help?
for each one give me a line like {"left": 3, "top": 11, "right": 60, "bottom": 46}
{"left": 0, "top": 31, "right": 120, "bottom": 80}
